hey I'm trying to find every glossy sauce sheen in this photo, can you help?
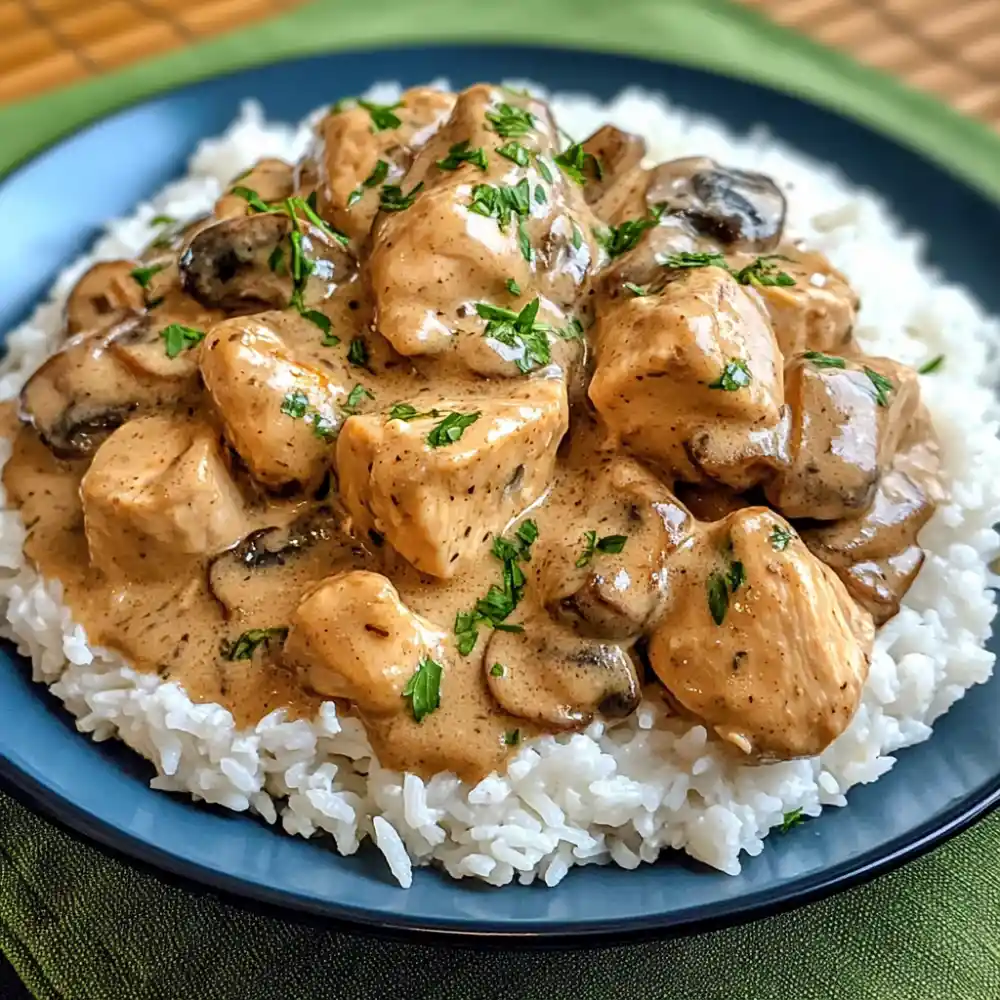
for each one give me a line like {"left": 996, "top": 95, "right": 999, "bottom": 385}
{"left": 4, "top": 85, "right": 942, "bottom": 781}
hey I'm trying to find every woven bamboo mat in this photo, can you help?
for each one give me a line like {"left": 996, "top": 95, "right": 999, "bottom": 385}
{"left": 0, "top": 0, "right": 998, "bottom": 129}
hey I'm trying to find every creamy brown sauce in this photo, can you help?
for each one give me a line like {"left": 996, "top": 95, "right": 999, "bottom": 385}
{"left": 4, "top": 84, "right": 943, "bottom": 782}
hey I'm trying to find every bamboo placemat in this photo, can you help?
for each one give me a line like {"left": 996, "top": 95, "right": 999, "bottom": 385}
{"left": 0, "top": 0, "right": 998, "bottom": 129}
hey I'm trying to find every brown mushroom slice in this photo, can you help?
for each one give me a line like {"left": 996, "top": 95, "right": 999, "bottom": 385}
{"left": 765, "top": 354, "right": 921, "bottom": 522}
{"left": 19, "top": 317, "right": 198, "bottom": 459}
{"left": 589, "top": 264, "right": 787, "bottom": 490}
{"left": 484, "top": 617, "right": 639, "bottom": 729}
{"left": 578, "top": 125, "right": 647, "bottom": 218}
{"left": 533, "top": 457, "right": 692, "bottom": 641}
{"left": 674, "top": 481, "right": 749, "bottom": 522}
{"left": 179, "top": 211, "right": 352, "bottom": 312}
{"left": 65, "top": 260, "right": 146, "bottom": 336}
{"left": 648, "top": 157, "right": 786, "bottom": 251}
{"left": 648, "top": 507, "right": 874, "bottom": 760}
{"left": 214, "top": 158, "right": 294, "bottom": 219}
{"left": 801, "top": 442, "right": 941, "bottom": 623}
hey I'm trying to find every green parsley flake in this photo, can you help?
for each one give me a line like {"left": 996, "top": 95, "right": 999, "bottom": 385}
{"left": 864, "top": 367, "right": 894, "bottom": 407}
{"left": 402, "top": 657, "right": 443, "bottom": 722}
{"left": 358, "top": 99, "right": 403, "bottom": 132}
{"left": 150, "top": 214, "right": 176, "bottom": 226}
{"left": 495, "top": 141, "right": 531, "bottom": 167}
{"left": 570, "top": 223, "right": 582, "bottom": 250}
{"left": 281, "top": 390, "right": 310, "bottom": 419}
{"left": 576, "top": 531, "right": 628, "bottom": 567}
{"left": 554, "top": 143, "right": 601, "bottom": 185}
{"left": 299, "top": 309, "right": 331, "bottom": 335}
{"left": 779, "top": 808, "right": 805, "bottom": 833}
{"left": 347, "top": 338, "right": 369, "bottom": 368}
{"left": 426, "top": 411, "right": 481, "bottom": 448}
{"left": 803, "top": 351, "right": 846, "bottom": 370}
{"left": 732, "top": 255, "right": 795, "bottom": 287}
{"left": 268, "top": 245, "right": 285, "bottom": 275}
{"left": 657, "top": 250, "right": 728, "bottom": 270}
{"left": 379, "top": 181, "right": 424, "bottom": 212}
{"left": 504, "top": 729, "right": 521, "bottom": 746}
{"left": 468, "top": 179, "right": 531, "bottom": 230}
{"left": 728, "top": 560, "right": 746, "bottom": 593}
{"left": 343, "top": 384, "right": 374, "bottom": 413}
{"left": 594, "top": 206, "right": 664, "bottom": 258}
{"left": 387, "top": 403, "right": 441, "bottom": 423}
{"left": 437, "top": 141, "right": 488, "bottom": 172}
{"left": 224, "top": 627, "right": 288, "bottom": 661}
{"left": 918, "top": 354, "right": 945, "bottom": 375}
{"left": 709, "top": 359, "right": 752, "bottom": 391}
{"left": 535, "top": 156, "right": 554, "bottom": 184}
{"left": 707, "top": 571, "right": 730, "bottom": 626}
{"left": 490, "top": 663, "right": 506, "bottom": 677}
{"left": 517, "top": 220, "right": 532, "bottom": 263}
{"left": 231, "top": 186, "right": 270, "bottom": 213}
{"left": 130, "top": 263, "right": 165, "bottom": 288}
{"left": 347, "top": 159, "right": 390, "bottom": 207}
{"left": 505, "top": 277, "right": 521, "bottom": 296}
{"left": 485, "top": 102, "right": 535, "bottom": 139}
{"left": 770, "top": 526, "right": 793, "bottom": 551}
{"left": 624, "top": 282, "right": 648, "bottom": 297}
{"left": 160, "top": 324, "right": 205, "bottom": 359}
{"left": 476, "top": 298, "right": 551, "bottom": 373}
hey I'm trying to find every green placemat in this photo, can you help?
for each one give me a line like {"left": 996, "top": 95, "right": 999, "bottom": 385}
{"left": 2, "top": 1, "right": 1000, "bottom": 998}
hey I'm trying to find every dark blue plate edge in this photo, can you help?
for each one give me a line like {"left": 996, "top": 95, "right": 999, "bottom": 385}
{"left": 0, "top": 44, "right": 997, "bottom": 942}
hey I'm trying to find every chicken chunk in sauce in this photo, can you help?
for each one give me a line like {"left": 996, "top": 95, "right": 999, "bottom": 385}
{"left": 2, "top": 82, "right": 943, "bottom": 784}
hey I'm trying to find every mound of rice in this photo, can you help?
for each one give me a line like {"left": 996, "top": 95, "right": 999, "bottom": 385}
{"left": 1, "top": 82, "right": 998, "bottom": 888}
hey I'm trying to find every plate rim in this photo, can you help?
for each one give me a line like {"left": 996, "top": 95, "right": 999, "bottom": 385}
{"left": 1, "top": 43, "right": 998, "bottom": 940}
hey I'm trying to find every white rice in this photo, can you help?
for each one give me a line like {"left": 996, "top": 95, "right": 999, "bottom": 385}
{"left": 2, "top": 82, "right": 998, "bottom": 887}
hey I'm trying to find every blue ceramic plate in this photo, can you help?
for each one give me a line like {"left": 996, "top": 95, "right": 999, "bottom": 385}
{"left": 0, "top": 46, "right": 998, "bottom": 940}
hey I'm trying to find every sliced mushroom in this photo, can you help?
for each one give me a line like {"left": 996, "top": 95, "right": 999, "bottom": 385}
{"left": 19, "top": 316, "right": 198, "bottom": 459}
{"left": 649, "top": 157, "right": 786, "bottom": 251}
{"left": 484, "top": 617, "right": 639, "bottom": 729}
{"left": 65, "top": 260, "right": 146, "bottom": 336}
{"left": 180, "top": 211, "right": 352, "bottom": 312}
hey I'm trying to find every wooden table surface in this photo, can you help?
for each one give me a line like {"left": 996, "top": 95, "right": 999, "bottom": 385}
{"left": 1, "top": 0, "right": 998, "bottom": 126}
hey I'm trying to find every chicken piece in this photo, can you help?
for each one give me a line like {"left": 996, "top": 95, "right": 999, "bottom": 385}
{"left": 589, "top": 265, "right": 787, "bottom": 490}
{"left": 765, "top": 354, "right": 921, "bottom": 521}
{"left": 484, "top": 616, "right": 639, "bottom": 728}
{"left": 802, "top": 438, "right": 941, "bottom": 623}
{"left": 737, "top": 248, "right": 858, "bottom": 356}
{"left": 65, "top": 260, "right": 146, "bottom": 336}
{"left": 367, "top": 85, "right": 599, "bottom": 368}
{"left": 285, "top": 570, "right": 449, "bottom": 715}
{"left": 19, "top": 316, "right": 200, "bottom": 459}
{"left": 578, "top": 125, "right": 647, "bottom": 220}
{"left": 180, "top": 210, "right": 353, "bottom": 312}
{"left": 201, "top": 313, "right": 356, "bottom": 490}
{"left": 648, "top": 507, "right": 874, "bottom": 760}
{"left": 81, "top": 416, "right": 251, "bottom": 583}
{"left": 310, "top": 87, "right": 456, "bottom": 243}
{"left": 337, "top": 377, "right": 568, "bottom": 578}
{"left": 214, "top": 158, "right": 294, "bottom": 219}
{"left": 530, "top": 456, "right": 692, "bottom": 640}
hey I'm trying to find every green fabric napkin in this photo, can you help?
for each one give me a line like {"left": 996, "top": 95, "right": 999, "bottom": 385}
{"left": 2, "top": 1, "right": 1000, "bottom": 997}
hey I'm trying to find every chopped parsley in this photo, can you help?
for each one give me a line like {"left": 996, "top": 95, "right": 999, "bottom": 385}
{"left": 485, "top": 102, "right": 535, "bottom": 139}
{"left": 299, "top": 309, "right": 331, "bottom": 335}
{"left": 347, "top": 159, "right": 390, "bottom": 207}
{"left": 280, "top": 390, "right": 310, "bottom": 419}
{"left": 321, "top": 331, "right": 341, "bottom": 347}
{"left": 130, "top": 263, "right": 165, "bottom": 288}
{"left": 387, "top": 402, "right": 440, "bottom": 423}
{"left": 594, "top": 206, "right": 664, "bottom": 258}
{"left": 490, "top": 662, "right": 506, "bottom": 677}
{"left": 379, "top": 181, "right": 424, "bottom": 212}
{"left": 505, "top": 277, "right": 521, "bottom": 296}
{"left": 224, "top": 627, "right": 288, "bottom": 661}
{"left": 495, "top": 141, "right": 531, "bottom": 167}
{"left": 731, "top": 254, "right": 795, "bottom": 287}
{"left": 707, "top": 572, "right": 730, "bottom": 627}
{"left": 534, "top": 185, "right": 546, "bottom": 205}
{"left": 770, "top": 526, "right": 793, "bottom": 551}
{"left": 150, "top": 214, "right": 175, "bottom": 226}
{"left": 728, "top": 560, "right": 745, "bottom": 592}
{"left": 268, "top": 246, "right": 285, "bottom": 275}
{"left": 623, "top": 282, "right": 648, "bottom": 297}
{"left": 555, "top": 318, "right": 584, "bottom": 341}
{"left": 535, "top": 156, "right": 554, "bottom": 184}
{"left": 347, "top": 338, "right": 369, "bottom": 368}
{"left": 503, "top": 729, "right": 521, "bottom": 746}
{"left": 864, "top": 367, "right": 894, "bottom": 407}
{"left": 468, "top": 179, "right": 531, "bottom": 230}
{"left": 779, "top": 808, "right": 805, "bottom": 833}
{"left": 709, "top": 359, "right": 752, "bottom": 391}
{"left": 159, "top": 323, "right": 205, "bottom": 359}
{"left": 343, "top": 384, "right": 374, "bottom": 413}
{"left": 657, "top": 250, "right": 728, "bottom": 270}
{"left": 426, "top": 411, "right": 481, "bottom": 448}
{"left": 803, "top": 351, "right": 846, "bottom": 370}
{"left": 437, "top": 140, "right": 488, "bottom": 172}
{"left": 402, "top": 656, "right": 443, "bottom": 722}
{"left": 455, "top": 522, "right": 538, "bottom": 655}
{"left": 576, "top": 531, "right": 628, "bottom": 568}
{"left": 231, "top": 186, "right": 270, "bottom": 213}
{"left": 358, "top": 99, "right": 403, "bottom": 132}
{"left": 570, "top": 223, "right": 582, "bottom": 250}
{"left": 554, "top": 143, "right": 602, "bottom": 185}
{"left": 286, "top": 195, "right": 350, "bottom": 247}
{"left": 918, "top": 354, "right": 945, "bottom": 375}
{"left": 517, "top": 220, "right": 532, "bottom": 263}
{"left": 476, "top": 298, "right": 551, "bottom": 373}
